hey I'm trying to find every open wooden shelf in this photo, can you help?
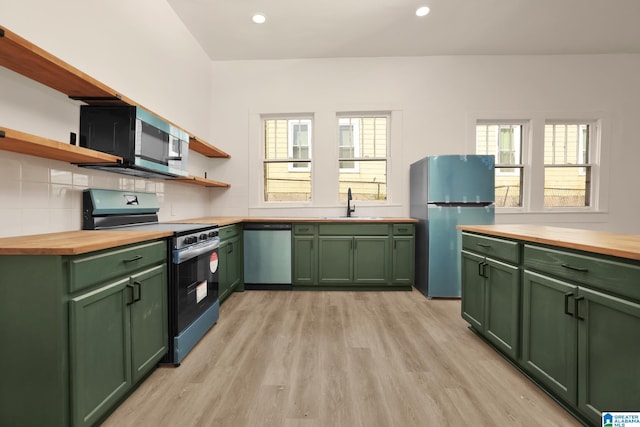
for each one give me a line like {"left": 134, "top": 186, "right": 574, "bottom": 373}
{"left": 0, "top": 25, "right": 230, "bottom": 163}
{"left": 0, "top": 127, "right": 123, "bottom": 164}
{"left": 189, "top": 135, "right": 230, "bottom": 158}
{"left": 171, "top": 175, "right": 230, "bottom": 188}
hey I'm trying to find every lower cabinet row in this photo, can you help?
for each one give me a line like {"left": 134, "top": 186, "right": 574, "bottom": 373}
{"left": 461, "top": 232, "right": 640, "bottom": 427}
{"left": 292, "top": 223, "right": 415, "bottom": 288}
{"left": 0, "top": 240, "right": 168, "bottom": 427}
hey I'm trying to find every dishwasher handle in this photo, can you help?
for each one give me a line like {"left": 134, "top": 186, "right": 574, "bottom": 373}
{"left": 243, "top": 223, "right": 292, "bottom": 231}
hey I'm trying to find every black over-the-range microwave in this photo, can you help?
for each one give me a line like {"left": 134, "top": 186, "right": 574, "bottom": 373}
{"left": 79, "top": 105, "right": 189, "bottom": 179}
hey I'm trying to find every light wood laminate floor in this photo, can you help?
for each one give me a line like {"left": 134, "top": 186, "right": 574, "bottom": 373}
{"left": 102, "top": 290, "right": 582, "bottom": 427}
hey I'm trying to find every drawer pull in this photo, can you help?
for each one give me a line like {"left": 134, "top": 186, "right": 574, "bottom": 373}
{"left": 476, "top": 243, "right": 491, "bottom": 248}
{"left": 563, "top": 292, "right": 574, "bottom": 316}
{"left": 123, "top": 255, "right": 143, "bottom": 263}
{"left": 299, "top": 227, "right": 309, "bottom": 232}
{"left": 133, "top": 281, "right": 142, "bottom": 302}
{"left": 126, "top": 283, "right": 136, "bottom": 305}
{"left": 561, "top": 263, "right": 588, "bottom": 273}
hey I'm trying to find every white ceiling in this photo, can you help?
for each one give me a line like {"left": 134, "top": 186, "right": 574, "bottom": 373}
{"left": 167, "top": 0, "right": 640, "bottom": 61}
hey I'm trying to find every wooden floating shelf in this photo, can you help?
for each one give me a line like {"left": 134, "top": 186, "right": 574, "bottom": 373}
{"left": 0, "top": 25, "right": 229, "bottom": 159}
{"left": 189, "top": 135, "right": 230, "bottom": 158}
{"left": 0, "top": 127, "right": 123, "bottom": 164}
{"left": 171, "top": 176, "right": 230, "bottom": 188}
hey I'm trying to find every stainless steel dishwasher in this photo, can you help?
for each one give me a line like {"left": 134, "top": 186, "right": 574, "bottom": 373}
{"left": 243, "top": 223, "right": 292, "bottom": 290}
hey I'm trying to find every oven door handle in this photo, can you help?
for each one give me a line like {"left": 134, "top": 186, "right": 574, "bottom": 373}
{"left": 173, "top": 239, "right": 219, "bottom": 264}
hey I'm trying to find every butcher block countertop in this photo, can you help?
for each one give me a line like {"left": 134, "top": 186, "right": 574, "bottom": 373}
{"left": 458, "top": 224, "right": 640, "bottom": 261}
{"left": 0, "top": 217, "right": 416, "bottom": 255}
{"left": 0, "top": 230, "right": 173, "bottom": 255}
{"left": 176, "top": 216, "right": 418, "bottom": 227}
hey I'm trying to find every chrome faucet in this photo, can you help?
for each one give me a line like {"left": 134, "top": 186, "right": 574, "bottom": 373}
{"left": 347, "top": 187, "right": 355, "bottom": 217}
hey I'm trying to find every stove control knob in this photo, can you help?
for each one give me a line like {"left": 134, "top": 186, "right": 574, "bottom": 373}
{"left": 184, "top": 236, "right": 197, "bottom": 245}
{"left": 208, "top": 231, "right": 218, "bottom": 238}
{"left": 199, "top": 233, "right": 208, "bottom": 241}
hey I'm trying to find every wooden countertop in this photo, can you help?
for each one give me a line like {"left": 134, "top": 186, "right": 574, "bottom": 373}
{"left": 458, "top": 224, "right": 640, "bottom": 261}
{"left": 0, "top": 230, "right": 173, "bottom": 255}
{"left": 176, "top": 216, "right": 418, "bottom": 226}
{"left": 0, "top": 217, "right": 416, "bottom": 255}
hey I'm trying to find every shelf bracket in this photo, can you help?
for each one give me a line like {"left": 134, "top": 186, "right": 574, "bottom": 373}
{"left": 0, "top": 28, "right": 5, "bottom": 37}
{"left": 0, "top": 130, "right": 5, "bottom": 138}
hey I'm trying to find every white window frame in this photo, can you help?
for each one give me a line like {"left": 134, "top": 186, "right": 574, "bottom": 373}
{"left": 287, "top": 119, "right": 312, "bottom": 172}
{"left": 471, "top": 113, "right": 607, "bottom": 217}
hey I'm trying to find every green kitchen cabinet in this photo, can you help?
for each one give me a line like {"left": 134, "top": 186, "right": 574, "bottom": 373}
{"left": 318, "top": 236, "right": 354, "bottom": 283}
{"left": 461, "top": 233, "right": 521, "bottom": 359}
{"left": 522, "top": 244, "right": 640, "bottom": 426}
{"left": 0, "top": 240, "right": 168, "bottom": 427}
{"left": 353, "top": 236, "right": 390, "bottom": 284}
{"left": 521, "top": 270, "right": 578, "bottom": 405}
{"left": 292, "top": 224, "right": 318, "bottom": 285}
{"left": 218, "top": 224, "right": 243, "bottom": 303}
{"left": 391, "top": 224, "right": 415, "bottom": 285}
{"left": 317, "top": 224, "right": 391, "bottom": 285}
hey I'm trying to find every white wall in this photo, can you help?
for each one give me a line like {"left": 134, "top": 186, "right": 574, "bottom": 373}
{"left": 208, "top": 55, "right": 640, "bottom": 233}
{"left": 2, "top": 0, "right": 640, "bottom": 236}
{"left": 0, "top": 0, "right": 214, "bottom": 237}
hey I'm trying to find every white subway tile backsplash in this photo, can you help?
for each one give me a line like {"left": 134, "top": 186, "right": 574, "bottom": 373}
{"left": 21, "top": 181, "right": 50, "bottom": 209}
{"left": 50, "top": 168, "right": 73, "bottom": 185}
{"left": 0, "top": 156, "right": 22, "bottom": 181}
{"left": 49, "top": 184, "right": 74, "bottom": 209}
{"left": 21, "top": 209, "right": 52, "bottom": 236}
{"left": 0, "top": 209, "right": 22, "bottom": 237}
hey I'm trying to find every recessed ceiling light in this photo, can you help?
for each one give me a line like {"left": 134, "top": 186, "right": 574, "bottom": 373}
{"left": 252, "top": 14, "right": 266, "bottom": 24}
{"left": 416, "top": 6, "right": 430, "bottom": 17}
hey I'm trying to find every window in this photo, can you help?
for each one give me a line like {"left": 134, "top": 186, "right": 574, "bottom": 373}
{"left": 288, "top": 120, "right": 311, "bottom": 171}
{"left": 263, "top": 117, "right": 312, "bottom": 202}
{"left": 337, "top": 114, "right": 389, "bottom": 202}
{"left": 476, "top": 123, "right": 524, "bottom": 207}
{"left": 338, "top": 118, "right": 360, "bottom": 172}
{"left": 544, "top": 122, "right": 592, "bottom": 207}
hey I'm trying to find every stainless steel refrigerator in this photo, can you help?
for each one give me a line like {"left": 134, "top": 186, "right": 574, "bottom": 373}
{"left": 410, "top": 155, "right": 495, "bottom": 298}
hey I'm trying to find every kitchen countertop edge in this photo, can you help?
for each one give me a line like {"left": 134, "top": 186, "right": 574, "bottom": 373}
{"left": 0, "top": 217, "right": 417, "bottom": 255}
{"left": 458, "top": 224, "right": 640, "bottom": 261}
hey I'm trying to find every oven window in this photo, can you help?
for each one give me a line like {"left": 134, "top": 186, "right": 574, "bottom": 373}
{"left": 174, "top": 249, "right": 219, "bottom": 332}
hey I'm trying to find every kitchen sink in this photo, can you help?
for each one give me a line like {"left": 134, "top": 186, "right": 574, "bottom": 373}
{"left": 322, "top": 216, "right": 385, "bottom": 220}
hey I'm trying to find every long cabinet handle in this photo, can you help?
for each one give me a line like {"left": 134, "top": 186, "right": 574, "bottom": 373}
{"left": 123, "top": 255, "right": 143, "bottom": 263}
{"left": 133, "top": 281, "right": 142, "bottom": 302}
{"left": 476, "top": 243, "right": 491, "bottom": 248}
{"left": 574, "top": 296, "right": 585, "bottom": 320}
{"left": 563, "top": 292, "right": 574, "bottom": 316}
{"left": 561, "top": 263, "right": 588, "bottom": 273}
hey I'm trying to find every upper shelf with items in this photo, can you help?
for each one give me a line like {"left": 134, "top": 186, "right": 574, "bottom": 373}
{"left": 0, "top": 25, "right": 230, "bottom": 159}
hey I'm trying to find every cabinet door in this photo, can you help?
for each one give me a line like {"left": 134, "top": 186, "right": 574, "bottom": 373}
{"left": 228, "top": 235, "right": 243, "bottom": 291}
{"left": 484, "top": 258, "right": 520, "bottom": 359}
{"left": 130, "top": 265, "right": 168, "bottom": 384}
{"left": 70, "top": 278, "right": 132, "bottom": 427}
{"left": 218, "top": 239, "right": 231, "bottom": 302}
{"left": 353, "top": 236, "right": 389, "bottom": 284}
{"left": 392, "top": 236, "right": 414, "bottom": 284}
{"left": 521, "top": 270, "right": 578, "bottom": 405}
{"left": 577, "top": 287, "right": 640, "bottom": 425}
{"left": 461, "top": 250, "right": 485, "bottom": 331}
{"left": 318, "top": 236, "right": 353, "bottom": 284}
{"left": 293, "top": 236, "right": 316, "bottom": 285}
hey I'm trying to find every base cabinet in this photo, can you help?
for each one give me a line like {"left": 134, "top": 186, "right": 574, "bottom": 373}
{"left": 219, "top": 224, "right": 243, "bottom": 303}
{"left": 293, "top": 223, "right": 414, "bottom": 289}
{"left": 461, "top": 233, "right": 521, "bottom": 359}
{"left": 462, "top": 231, "right": 640, "bottom": 427}
{"left": 0, "top": 240, "right": 168, "bottom": 427}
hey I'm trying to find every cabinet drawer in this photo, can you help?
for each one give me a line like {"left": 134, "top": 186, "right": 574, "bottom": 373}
{"left": 319, "top": 224, "right": 388, "bottom": 236}
{"left": 392, "top": 224, "right": 414, "bottom": 236}
{"left": 524, "top": 244, "right": 640, "bottom": 301}
{"left": 70, "top": 240, "right": 166, "bottom": 292}
{"left": 219, "top": 224, "right": 241, "bottom": 240}
{"left": 293, "top": 224, "right": 316, "bottom": 235}
{"left": 462, "top": 233, "right": 520, "bottom": 264}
